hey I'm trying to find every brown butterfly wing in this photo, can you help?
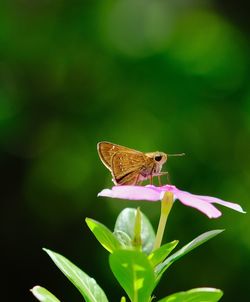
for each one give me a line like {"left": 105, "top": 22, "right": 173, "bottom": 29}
{"left": 111, "top": 151, "right": 148, "bottom": 185}
{"left": 97, "top": 141, "right": 141, "bottom": 171}
{"left": 114, "top": 169, "right": 140, "bottom": 185}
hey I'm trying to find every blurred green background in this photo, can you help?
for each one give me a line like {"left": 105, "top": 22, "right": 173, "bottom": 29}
{"left": 1, "top": 0, "right": 250, "bottom": 301}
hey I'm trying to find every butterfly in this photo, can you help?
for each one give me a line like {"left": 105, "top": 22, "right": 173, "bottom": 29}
{"left": 97, "top": 141, "right": 184, "bottom": 185}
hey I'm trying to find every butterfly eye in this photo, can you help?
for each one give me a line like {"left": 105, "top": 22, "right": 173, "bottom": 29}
{"left": 154, "top": 155, "right": 162, "bottom": 162}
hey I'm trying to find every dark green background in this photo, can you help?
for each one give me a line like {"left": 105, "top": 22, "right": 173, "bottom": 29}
{"left": 1, "top": 1, "right": 249, "bottom": 301}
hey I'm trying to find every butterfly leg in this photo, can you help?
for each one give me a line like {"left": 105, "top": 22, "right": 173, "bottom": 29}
{"left": 156, "top": 172, "right": 169, "bottom": 186}
{"left": 134, "top": 173, "right": 140, "bottom": 185}
{"left": 166, "top": 172, "right": 171, "bottom": 184}
{"left": 158, "top": 175, "right": 162, "bottom": 186}
{"left": 150, "top": 174, "right": 153, "bottom": 185}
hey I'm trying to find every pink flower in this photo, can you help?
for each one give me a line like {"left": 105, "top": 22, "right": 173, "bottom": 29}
{"left": 98, "top": 185, "right": 245, "bottom": 219}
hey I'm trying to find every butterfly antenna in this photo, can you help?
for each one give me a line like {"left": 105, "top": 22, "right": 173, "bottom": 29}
{"left": 168, "top": 153, "right": 185, "bottom": 157}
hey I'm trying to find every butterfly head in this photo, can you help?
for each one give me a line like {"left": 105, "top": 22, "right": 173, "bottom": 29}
{"left": 146, "top": 152, "right": 168, "bottom": 165}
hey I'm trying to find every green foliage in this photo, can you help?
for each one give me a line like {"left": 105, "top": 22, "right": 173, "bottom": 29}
{"left": 132, "top": 208, "right": 143, "bottom": 250}
{"left": 31, "top": 286, "right": 61, "bottom": 302}
{"left": 157, "top": 287, "right": 223, "bottom": 302}
{"left": 43, "top": 249, "right": 108, "bottom": 302}
{"left": 148, "top": 240, "right": 179, "bottom": 268}
{"left": 113, "top": 230, "right": 132, "bottom": 248}
{"left": 155, "top": 230, "right": 224, "bottom": 282}
{"left": 31, "top": 211, "right": 225, "bottom": 302}
{"left": 114, "top": 208, "right": 156, "bottom": 254}
{"left": 109, "top": 250, "right": 155, "bottom": 302}
{"left": 108, "top": 229, "right": 223, "bottom": 302}
{"left": 86, "top": 208, "right": 151, "bottom": 253}
{"left": 86, "top": 218, "right": 122, "bottom": 253}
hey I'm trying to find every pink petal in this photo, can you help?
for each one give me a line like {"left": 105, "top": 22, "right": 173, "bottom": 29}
{"left": 172, "top": 189, "right": 222, "bottom": 218}
{"left": 191, "top": 194, "right": 246, "bottom": 214}
{"left": 98, "top": 185, "right": 161, "bottom": 201}
{"left": 97, "top": 184, "right": 245, "bottom": 219}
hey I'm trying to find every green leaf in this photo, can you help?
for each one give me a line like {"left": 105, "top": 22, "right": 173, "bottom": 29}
{"left": 120, "top": 297, "right": 126, "bottom": 302}
{"left": 132, "top": 208, "right": 142, "bottom": 250}
{"left": 113, "top": 230, "right": 132, "bottom": 247}
{"left": 31, "top": 286, "right": 61, "bottom": 302}
{"left": 109, "top": 250, "right": 155, "bottom": 302}
{"left": 157, "top": 287, "right": 223, "bottom": 302}
{"left": 155, "top": 230, "right": 224, "bottom": 280}
{"left": 114, "top": 208, "right": 155, "bottom": 254}
{"left": 86, "top": 218, "right": 121, "bottom": 253}
{"left": 44, "top": 249, "right": 108, "bottom": 302}
{"left": 148, "top": 240, "right": 179, "bottom": 268}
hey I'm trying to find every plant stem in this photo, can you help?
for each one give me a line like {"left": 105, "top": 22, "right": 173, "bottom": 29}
{"left": 153, "top": 191, "right": 174, "bottom": 250}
